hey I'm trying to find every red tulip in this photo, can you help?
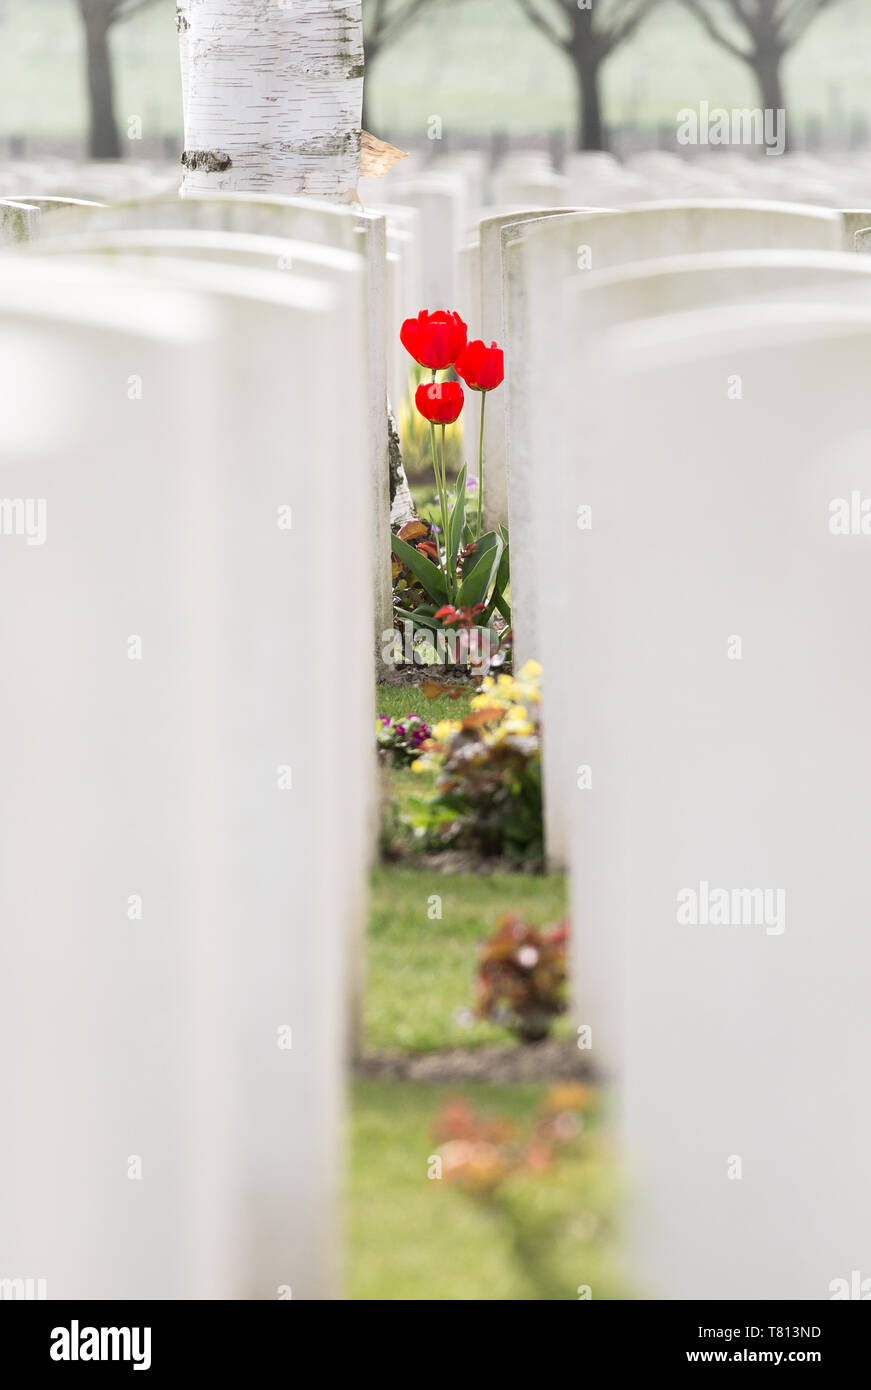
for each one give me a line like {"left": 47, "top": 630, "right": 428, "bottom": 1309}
{"left": 415, "top": 380, "right": 464, "bottom": 425}
{"left": 454, "top": 339, "right": 504, "bottom": 392}
{"left": 400, "top": 310, "right": 468, "bottom": 370}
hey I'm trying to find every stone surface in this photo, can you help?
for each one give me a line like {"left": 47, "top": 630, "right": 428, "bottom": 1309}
{"left": 560, "top": 301, "right": 871, "bottom": 1298}
{"left": 0, "top": 252, "right": 372, "bottom": 1299}
{"left": 503, "top": 202, "right": 847, "bottom": 866}
{"left": 36, "top": 194, "right": 394, "bottom": 661}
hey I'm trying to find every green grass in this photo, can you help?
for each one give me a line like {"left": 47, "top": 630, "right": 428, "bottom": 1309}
{"left": 377, "top": 681, "right": 473, "bottom": 725}
{"left": 366, "top": 865, "right": 567, "bottom": 1052}
{"left": 376, "top": 685, "right": 469, "bottom": 841}
{"left": 348, "top": 1079, "right": 624, "bottom": 1300}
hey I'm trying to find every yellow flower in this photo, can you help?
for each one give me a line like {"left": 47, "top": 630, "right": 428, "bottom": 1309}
{"left": 471, "top": 691, "right": 506, "bottom": 711}
{"left": 433, "top": 719, "right": 461, "bottom": 742}
{"left": 517, "top": 659, "right": 542, "bottom": 681}
{"left": 502, "top": 720, "right": 534, "bottom": 738}
{"left": 543, "top": 1083, "right": 595, "bottom": 1114}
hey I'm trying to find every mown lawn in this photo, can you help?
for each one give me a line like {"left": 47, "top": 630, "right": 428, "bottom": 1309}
{"left": 377, "top": 682, "right": 472, "bottom": 726}
{"left": 374, "top": 685, "right": 566, "bottom": 1053}
{"left": 348, "top": 1080, "right": 624, "bottom": 1301}
{"left": 354, "top": 679, "right": 618, "bottom": 1299}
{"left": 366, "top": 865, "right": 568, "bottom": 1053}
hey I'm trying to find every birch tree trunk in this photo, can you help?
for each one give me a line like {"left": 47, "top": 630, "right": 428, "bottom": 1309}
{"left": 178, "top": 0, "right": 364, "bottom": 199}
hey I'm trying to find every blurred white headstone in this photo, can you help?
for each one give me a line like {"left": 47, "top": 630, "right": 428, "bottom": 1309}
{"left": 476, "top": 209, "right": 581, "bottom": 530}
{"left": 562, "top": 303, "right": 871, "bottom": 1297}
{"left": 0, "top": 198, "right": 38, "bottom": 245}
{"left": 504, "top": 202, "right": 844, "bottom": 864}
{"left": 0, "top": 253, "right": 372, "bottom": 1299}
{"left": 39, "top": 193, "right": 393, "bottom": 661}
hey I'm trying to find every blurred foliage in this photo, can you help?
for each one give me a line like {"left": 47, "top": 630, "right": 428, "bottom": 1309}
{"left": 349, "top": 1080, "right": 625, "bottom": 1300}
{"left": 366, "top": 863, "right": 568, "bottom": 1053}
{"left": 398, "top": 362, "right": 465, "bottom": 482}
{"left": 475, "top": 915, "right": 568, "bottom": 1043}
{"left": 406, "top": 662, "right": 542, "bottom": 863}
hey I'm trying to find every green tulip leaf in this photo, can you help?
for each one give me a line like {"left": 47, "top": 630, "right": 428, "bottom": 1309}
{"left": 447, "top": 464, "right": 467, "bottom": 568}
{"left": 391, "top": 533, "right": 449, "bottom": 605}
{"left": 458, "top": 530, "right": 503, "bottom": 608}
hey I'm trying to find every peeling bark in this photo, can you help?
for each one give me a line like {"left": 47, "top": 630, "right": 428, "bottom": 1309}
{"left": 181, "top": 149, "right": 232, "bottom": 172}
{"left": 388, "top": 401, "right": 416, "bottom": 527}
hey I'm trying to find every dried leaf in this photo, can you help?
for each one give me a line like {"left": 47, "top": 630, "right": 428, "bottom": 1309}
{"left": 420, "top": 682, "right": 468, "bottom": 701}
{"left": 461, "top": 708, "right": 503, "bottom": 729}
{"left": 361, "top": 130, "right": 409, "bottom": 178}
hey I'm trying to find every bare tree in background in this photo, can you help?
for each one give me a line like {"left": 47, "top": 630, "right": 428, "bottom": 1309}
{"left": 680, "top": 0, "right": 845, "bottom": 142}
{"left": 76, "top": 0, "right": 160, "bottom": 159}
{"left": 362, "top": 0, "right": 454, "bottom": 128}
{"left": 513, "top": 0, "right": 662, "bottom": 150}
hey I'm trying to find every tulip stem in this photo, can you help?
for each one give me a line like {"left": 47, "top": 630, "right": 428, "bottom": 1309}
{"left": 476, "top": 391, "right": 486, "bottom": 539}
{"left": 440, "top": 423, "right": 455, "bottom": 599}
{"left": 429, "top": 412, "right": 451, "bottom": 602}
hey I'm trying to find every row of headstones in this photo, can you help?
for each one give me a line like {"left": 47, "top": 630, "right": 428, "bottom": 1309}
{"left": 0, "top": 191, "right": 392, "bottom": 1299}
{"left": 487, "top": 151, "right": 871, "bottom": 214}
{"left": 360, "top": 157, "right": 871, "bottom": 418}
{"left": 0, "top": 159, "right": 181, "bottom": 204}
{"left": 371, "top": 147, "right": 871, "bottom": 215}
{"left": 21, "top": 143, "right": 858, "bottom": 216}
{"left": 457, "top": 201, "right": 871, "bottom": 535}
{"left": 6, "top": 182, "right": 871, "bottom": 1298}
{"left": 487, "top": 199, "right": 871, "bottom": 1297}
{"left": 355, "top": 180, "right": 871, "bottom": 1296}
{"left": 14, "top": 152, "right": 870, "bottom": 429}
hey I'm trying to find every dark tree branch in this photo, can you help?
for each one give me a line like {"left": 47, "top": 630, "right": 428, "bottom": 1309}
{"left": 682, "top": 0, "right": 844, "bottom": 59}
{"left": 365, "top": 0, "right": 463, "bottom": 63}
{"left": 603, "top": 0, "right": 665, "bottom": 54}
{"left": 114, "top": 0, "right": 161, "bottom": 20}
{"left": 679, "top": 0, "right": 754, "bottom": 62}
{"left": 777, "top": 0, "right": 841, "bottom": 44}
{"left": 513, "top": 0, "right": 572, "bottom": 53}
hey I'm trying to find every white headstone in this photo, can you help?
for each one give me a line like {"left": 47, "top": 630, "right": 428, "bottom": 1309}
{"left": 383, "top": 174, "right": 466, "bottom": 308}
{"left": 839, "top": 209, "right": 871, "bottom": 250}
{"left": 503, "top": 203, "right": 845, "bottom": 865}
{"left": 0, "top": 199, "right": 38, "bottom": 245}
{"left": 362, "top": 202, "right": 424, "bottom": 418}
{"left": 0, "top": 253, "right": 372, "bottom": 1299}
{"left": 38, "top": 194, "right": 393, "bottom": 660}
{"left": 576, "top": 248, "right": 871, "bottom": 334}
{"left": 476, "top": 209, "right": 582, "bottom": 530}
{"left": 560, "top": 302, "right": 871, "bottom": 1297}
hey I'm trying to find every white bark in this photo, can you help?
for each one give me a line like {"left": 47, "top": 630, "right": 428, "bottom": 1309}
{"left": 178, "top": 0, "right": 364, "bottom": 199}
